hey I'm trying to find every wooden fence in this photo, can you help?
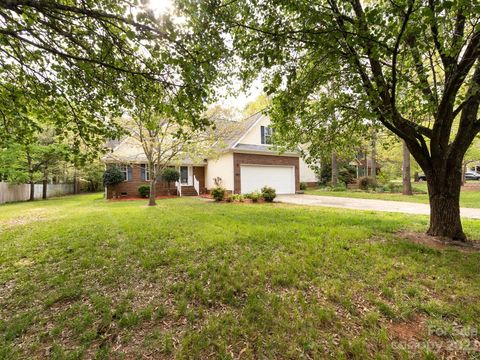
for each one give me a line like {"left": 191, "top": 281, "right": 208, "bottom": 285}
{"left": 0, "top": 182, "right": 74, "bottom": 204}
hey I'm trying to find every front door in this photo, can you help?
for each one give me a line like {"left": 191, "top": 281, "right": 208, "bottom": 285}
{"left": 180, "top": 166, "right": 188, "bottom": 184}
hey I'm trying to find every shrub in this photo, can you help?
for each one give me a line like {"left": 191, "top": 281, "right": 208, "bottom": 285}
{"left": 138, "top": 185, "right": 150, "bottom": 198}
{"left": 339, "top": 165, "right": 357, "bottom": 184}
{"left": 331, "top": 184, "right": 347, "bottom": 192}
{"left": 211, "top": 187, "right": 225, "bottom": 201}
{"left": 247, "top": 191, "right": 261, "bottom": 202}
{"left": 162, "top": 168, "right": 180, "bottom": 186}
{"left": 300, "top": 182, "right": 307, "bottom": 190}
{"left": 103, "top": 167, "right": 124, "bottom": 187}
{"left": 358, "top": 176, "right": 377, "bottom": 190}
{"left": 225, "top": 194, "right": 233, "bottom": 202}
{"left": 387, "top": 181, "right": 401, "bottom": 193}
{"left": 261, "top": 186, "right": 276, "bottom": 202}
{"left": 229, "top": 194, "right": 245, "bottom": 202}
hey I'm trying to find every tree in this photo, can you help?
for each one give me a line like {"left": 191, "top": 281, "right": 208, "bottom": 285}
{"left": 0, "top": 128, "right": 68, "bottom": 200}
{"left": 103, "top": 167, "right": 124, "bottom": 189}
{"left": 162, "top": 168, "right": 180, "bottom": 195}
{"left": 0, "top": 1, "right": 225, "bottom": 150}
{"left": 243, "top": 94, "right": 271, "bottom": 117}
{"left": 331, "top": 151, "right": 338, "bottom": 186}
{"left": 119, "top": 69, "right": 219, "bottom": 206}
{"left": 79, "top": 160, "right": 105, "bottom": 192}
{"left": 402, "top": 141, "right": 413, "bottom": 195}
{"left": 191, "top": 0, "right": 480, "bottom": 240}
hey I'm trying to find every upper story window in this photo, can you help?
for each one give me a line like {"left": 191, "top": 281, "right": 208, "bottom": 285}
{"left": 261, "top": 126, "right": 274, "bottom": 145}
{"left": 140, "top": 164, "right": 150, "bottom": 181}
{"left": 118, "top": 164, "right": 132, "bottom": 181}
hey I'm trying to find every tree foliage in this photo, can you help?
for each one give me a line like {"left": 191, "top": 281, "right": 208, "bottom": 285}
{"left": 0, "top": 0, "right": 225, "bottom": 150}
{"left": 185, "top": 0, "right": 480, "bottom": 240}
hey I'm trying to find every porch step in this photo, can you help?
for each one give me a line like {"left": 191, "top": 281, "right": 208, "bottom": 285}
{"left": 181, "top": 186, "right": 198, "bottom": 196}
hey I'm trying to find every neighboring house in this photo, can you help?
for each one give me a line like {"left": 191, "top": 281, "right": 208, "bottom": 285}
{"left": 102, "top": 113, "right": 318, "bottom": 199}
{"left": 349, "top": 150, "right": 381, "bottom": 178}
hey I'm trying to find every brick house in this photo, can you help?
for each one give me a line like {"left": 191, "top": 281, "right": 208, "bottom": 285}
{"left": 102, "top": 113, "right": 318, "bottom": 199}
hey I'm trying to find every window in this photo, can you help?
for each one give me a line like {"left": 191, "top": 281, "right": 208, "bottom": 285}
{"left": 261, "top": 126, "right": 274, "bottom": 145}
{"left": 118, "top": 164, "right": 132, "bottom": 181}
{"left": 140, "top": 164, "right": 150, "bottom": 181}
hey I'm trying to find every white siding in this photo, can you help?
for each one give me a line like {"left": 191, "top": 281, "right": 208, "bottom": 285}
{"left": 299, "top": 158, "right": 319, "bottom": 183}
{"left": 205, "top": 152, "right": 234, "bottom": 191}
{"left": 238, "top": 116, "right": 271, "bottom": 145}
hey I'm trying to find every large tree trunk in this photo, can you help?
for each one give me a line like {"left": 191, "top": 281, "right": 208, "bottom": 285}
{"left": 42, "top": 167, "right": 48, "bottom": 200}
{"left": 371, "top": 137, "right": 376, "bottom": 179}
{"left": 148, "top": 178, "right": 157, "bottom": 206}
{"left": 426, "top": 170, "right": 465, "bottom": 241}
{"left": 42, "top": 179, "right": 47, "bottom": 199}
{"left": 29, "top": 180, "right": 35, "bottom": 201}
{"left": 331, "top": 151, "right": 338, "bottom": 186}
{"left": 402, "top": 141, "right": 413, "bottom": 195}
{"left": 73, "top": 168, "right": 78, "bottom": 194}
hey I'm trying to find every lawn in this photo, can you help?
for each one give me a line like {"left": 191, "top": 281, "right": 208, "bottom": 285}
{"left": 1, "top": 194, "right": 480, "bottom": 359}
{"left": 306, "top": 183, "right": 480, "bottom": 209}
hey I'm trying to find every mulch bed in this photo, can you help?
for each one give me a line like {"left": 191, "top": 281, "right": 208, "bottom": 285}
{"left": 398, "top": 231, "right": 480, "bottom": 252}
{"left": 109, "top": 195, "right": 178, "bottom": 201}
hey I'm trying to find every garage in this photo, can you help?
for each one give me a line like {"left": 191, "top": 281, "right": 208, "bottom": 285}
{"left": 240, "top": 165, "right": 295, "bottom": 194}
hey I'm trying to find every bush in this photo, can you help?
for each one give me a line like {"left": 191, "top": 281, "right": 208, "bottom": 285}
{"left": 230, "top": 194, "right": 245, "bottom": 202}
{"left": 162, "top": 168, "right": 180, "bottom": 185}
{"left": 211, "top": 187, "right": 225, "bottom": 201}
{"left": 339, "top": 165, "right": 356, "bottom": 184}
{"left": 261, "top": 186, "right": 276, "bottom": 202}
{"left": 358, "top": 176, "right": 377, "bottom": 190}
{"left": 246, "top": 191, "right": 261, "bottom": 202}
{"left": 103, "top": 167, "right": 124, "bottom": 187}
{"left": 387, "top": 181, "right": 401, "bottom": 193}
{"left": 331, "top": 184, "right": 347, "bottom": 192}
{"left": 300, "top": 182, "right": 307, "bottom": 190}
{"left": 138, "top": 185, "right": 150, "bottom": 198}
{"left": 225, "top": 194, "right": 233, "bottom": 202}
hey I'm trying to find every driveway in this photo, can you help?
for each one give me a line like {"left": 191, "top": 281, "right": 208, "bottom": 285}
{"left": 276, "top": 194, "right": 480, "bottom": 219}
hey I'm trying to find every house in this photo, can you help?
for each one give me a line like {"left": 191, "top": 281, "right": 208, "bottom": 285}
{"left": 102, "top": 113, "right": 318, "bottom": 199}
{"left": 349, "top": 150, "right": 381, "bottom": 178}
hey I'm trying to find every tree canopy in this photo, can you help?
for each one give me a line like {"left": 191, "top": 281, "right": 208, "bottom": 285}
{"left": 0, "top": 0, "right": 225, "bottom": 149}
{"left": 182, "top": 0, "right": 480, "bottom": 240}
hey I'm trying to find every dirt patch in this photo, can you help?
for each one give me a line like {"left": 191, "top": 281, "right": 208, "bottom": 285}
{"left": 388, "top": 314, "right": 427, "bottom": 341}
{"left": 397, "top": 231, "right": 480, "bottom": 252}
{"left": 1, "top": 209, "right": 50, "bottom": 229}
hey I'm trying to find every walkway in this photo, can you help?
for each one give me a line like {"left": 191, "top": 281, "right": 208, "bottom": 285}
{"left": 276, "top": 194, "right": 480, "bottom": 219}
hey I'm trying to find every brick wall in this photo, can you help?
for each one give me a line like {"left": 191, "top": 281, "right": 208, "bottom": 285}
{"left": 233, "top": 153, "right": 300, "bottom": 194}
{"left": 106, "top": 165, "right": 207, "bottom": 199}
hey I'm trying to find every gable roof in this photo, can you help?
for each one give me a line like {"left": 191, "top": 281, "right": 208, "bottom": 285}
{"left": 214, "top": 111, "right": 264, "bottom": 150}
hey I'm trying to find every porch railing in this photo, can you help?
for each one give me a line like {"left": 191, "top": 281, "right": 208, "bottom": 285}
{"left": 193, "top": 175, "right": 199, "bottom": 195}
{"left": 175, "top": 181, "right": 182, "bottom": 197}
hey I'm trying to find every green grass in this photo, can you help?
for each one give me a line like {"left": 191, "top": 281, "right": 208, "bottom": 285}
{"left": 306, "top": 182, "right": 480, "bottom": 209}
{"left": 1, "top": 194, "right": 480, "bottom": 359}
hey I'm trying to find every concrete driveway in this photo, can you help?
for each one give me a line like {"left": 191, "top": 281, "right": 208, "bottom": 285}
{"left": 276, "top": 194, "right": 480, "bottom": 219}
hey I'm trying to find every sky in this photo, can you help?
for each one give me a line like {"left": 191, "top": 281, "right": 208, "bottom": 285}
{"left": 146, "top": 0, "right": 263, "bottom": 111}
{"left": 147, "top": 0, "right": 172, "bottom": 14}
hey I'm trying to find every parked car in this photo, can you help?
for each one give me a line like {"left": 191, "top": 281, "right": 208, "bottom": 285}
{"left": 418, "top": 173, "right": 427, "bottom": 181}
{"left": 465, "top": 171, "right": 480, "bottom": 180}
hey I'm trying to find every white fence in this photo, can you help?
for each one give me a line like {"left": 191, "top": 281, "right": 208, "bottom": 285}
{"left": 0, "top": 182, "right": 74, "bottom": 204}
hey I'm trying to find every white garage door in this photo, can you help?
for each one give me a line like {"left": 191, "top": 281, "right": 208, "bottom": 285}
{"left": 240, "top": 165, "right": 295, "bottom": 194}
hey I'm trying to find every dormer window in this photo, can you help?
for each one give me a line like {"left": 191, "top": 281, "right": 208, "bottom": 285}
{"left": 261, "top": 126, "right": 274, "bottom": 145}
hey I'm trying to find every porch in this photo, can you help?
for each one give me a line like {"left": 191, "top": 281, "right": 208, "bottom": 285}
{"left": 175, "top": 165, "right": 206, "bottom": 197}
